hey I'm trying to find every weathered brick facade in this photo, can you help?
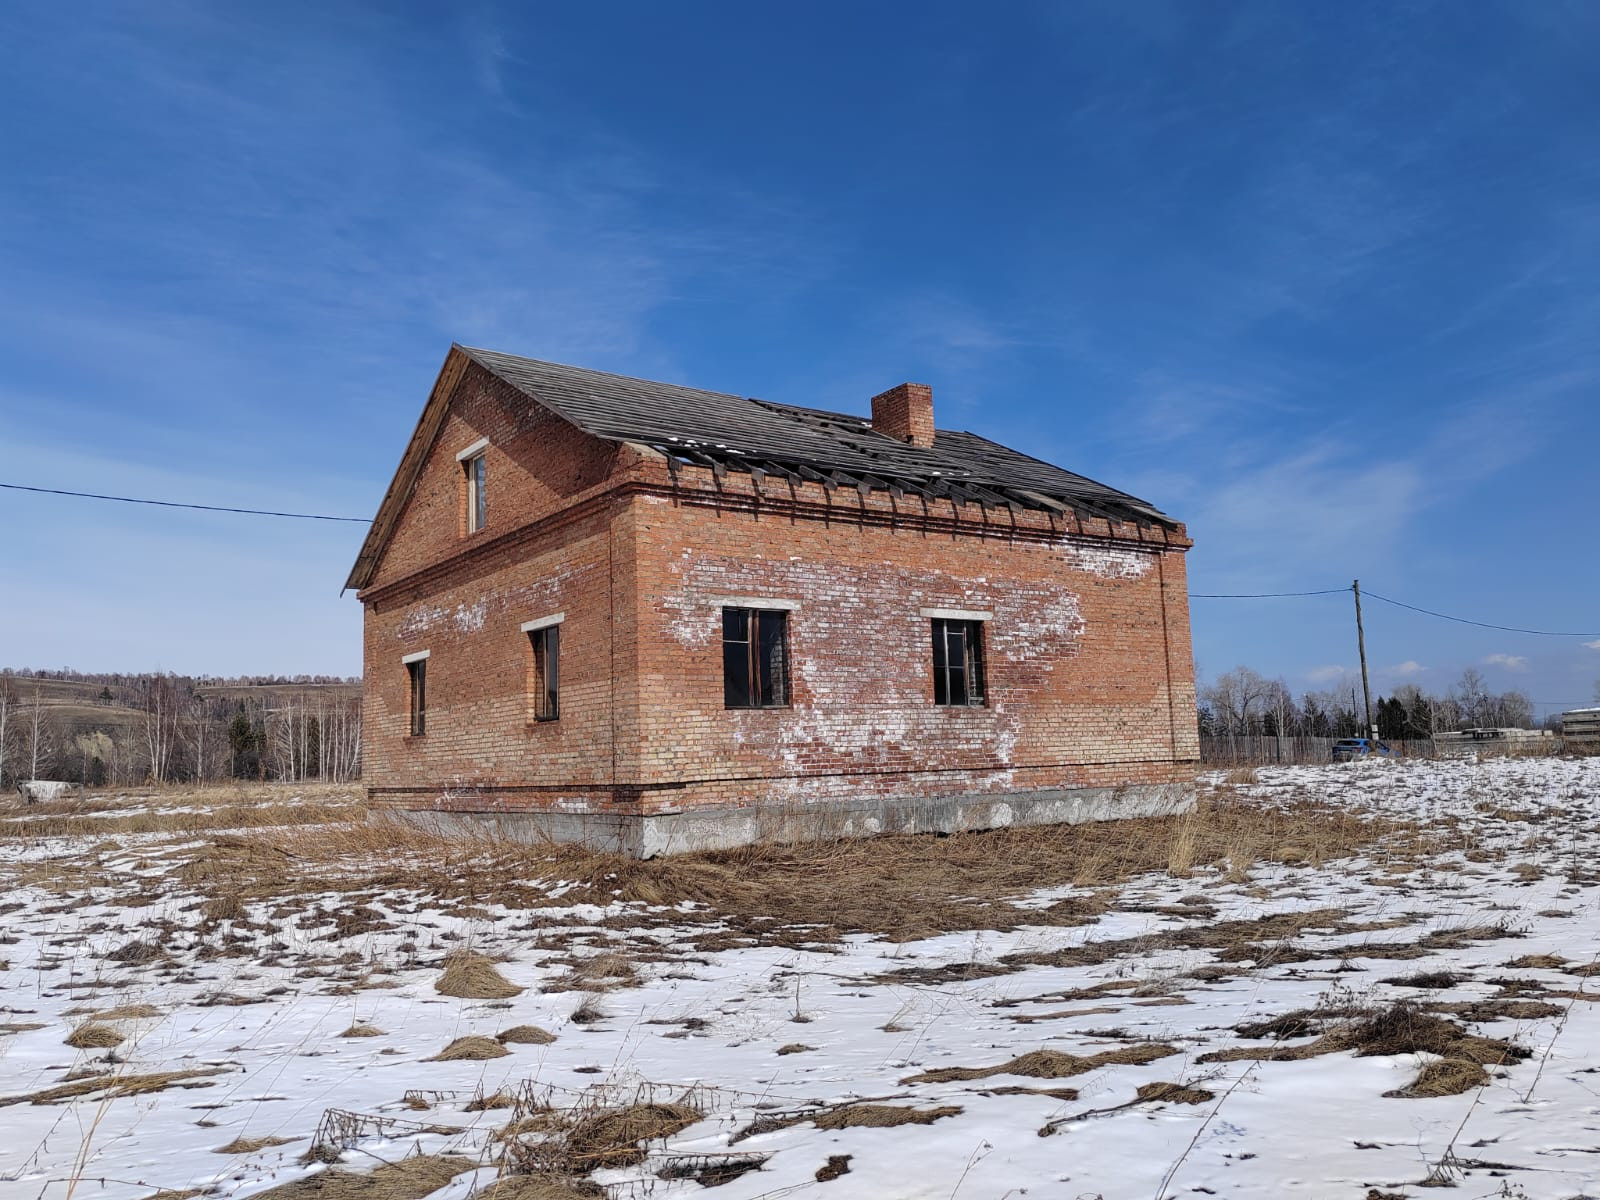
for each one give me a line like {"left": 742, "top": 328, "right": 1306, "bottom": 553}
{"left": 355, "top": 350, "right": 1198, "bottom": 854}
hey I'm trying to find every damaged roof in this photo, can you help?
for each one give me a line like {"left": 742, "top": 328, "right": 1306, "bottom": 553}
{"left": 346, "top": 345, "right": 1177, "bottom": 592}
{"left": 459, "top": 346, "right": 1173, "bottom": 525}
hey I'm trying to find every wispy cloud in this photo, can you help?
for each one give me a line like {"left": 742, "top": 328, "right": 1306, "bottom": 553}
{"left": 1584, "top": 640, "right": 1600, "bottom": 651}
{"left": 1306, "top": 665, "right": 1350, "bottom": 683}
{"left": 1389, "top": 660, "right": 1426, "bottom": 677}
{"left": 1483, "top": 653, "right": 1529, "bottom": 671}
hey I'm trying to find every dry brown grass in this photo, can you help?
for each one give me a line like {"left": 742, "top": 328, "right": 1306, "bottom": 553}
{"left": 1203, "top": 1003, "right": 1527, "bottom": 1072}
{"left": 497, "top": 1024, "right": 556, "bottom": 1045}
{"left": 905, "top": 1043, "right": 1178, "bottom": 1083}
{"left": 435, "top": 951, "right": 523, "bottom": 999}
{"left": 425, "top": 1035, "right": 508, "bottom": 1061}
{"left": 69, "top": 1003, "right": 162, "bottom": 1021}
{"left": 65, "top": 1022, "right": 124, "bottom": 1048}
{"left": 1, "top": 1067, "right": 231, "bottom": 1107}
{"left": 85, "top": 789, "right": 1398, "bottom": 941}
{"left": 1386, "top": 1057, "right": 1491, "bottom": 1098}
{"left": 552, "top": 1103, "right": 701, "bottom": 1170}
{"left": 339, "top": 1023, "right": 385, "bottom": 1038}
{"left": 540, "top": 952, "right": 640, "bottom": 993}
{"left": 248, "top": 1153, "right": 472, "bottom": 1200}
{"left": 1, "top": 785, "right": 360, "bottom": 839}
{"left": 1136, "top": 1082, "right": 1215, "bottom": 1105}
{"left": 216, "top": 1134, "right": 298, "bottom": 1154}
{"left": 473, "top": 1177, "right": 603, "bottom": 1200}
{"left": 813, "top": 1104, "right": 962, "bottom": 1129}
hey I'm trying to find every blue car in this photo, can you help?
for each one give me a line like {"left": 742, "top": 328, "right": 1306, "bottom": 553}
{"left": 1332, "top": 737, "right": 1395, "bottom": 761}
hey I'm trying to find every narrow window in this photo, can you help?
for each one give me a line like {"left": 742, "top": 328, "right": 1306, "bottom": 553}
{"left": 931, "top": 618, "right": 986, "bottom": 706}
{"left": 723, "top": 607, "right": 789, "bottom": 708}
{"left": 464, "top": 452, "right": 487, "bottom": 533}
{"left": 529, "top": 624, "right": 560, "bottom": 720}
{"left": 405, "top": 656, "right": 428, "bottom": 735}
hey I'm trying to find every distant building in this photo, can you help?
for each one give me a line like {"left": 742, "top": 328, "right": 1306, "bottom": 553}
{"left": 347, "top": 346, "right": 1200, "bottom": 855}
{"left": 1434, "top": 727, "right": 1555, "bottom": 758}
{"left": 1562, "top": 708, "right": 1600, "bottom": 747}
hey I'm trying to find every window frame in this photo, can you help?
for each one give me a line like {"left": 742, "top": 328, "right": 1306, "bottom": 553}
{"left": 520, "top": 613, "right": 564, "bottom": 722}
{"left": 402, "top": 650, "right": 429, "bottom": 736}
{"left": 456, "top": 438, "right": 489, "bottom": 535}
{"left": 926, "top": 612, "right": 989, "bottom": 708}
{"left": 722, "top": 605, "right": 791, "bottom": 709}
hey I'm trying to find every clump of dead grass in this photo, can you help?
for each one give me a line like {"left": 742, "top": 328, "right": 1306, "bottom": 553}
{"left": 247, "top": 1153, "right": 472, "bottom": 1200}
{"left": 1386, "top": 1057, "right": 1491, "bottom": 1098}
{"left": 1, "top": 1067, "right": 231, "bottom": 1107}
{"left": 425, "top": 1035, "right": 509, "bottom": 1062}
{"left": 540, "top": 952, "right": 640, "bottom": 993}
{"left": 435, "top": 950, "right": 523, "bottom": 999}
{"left": 1205, "top": 1002, "right": 1527, "bottom": 1075}
{"left": 71, "top": 1003, "right": 161, "bottom": 1021}
{"left": 815, "top": 1155, "right": 852, "bottom": 1182}
{"left": 1135, "top": 1081, "right": 1214, "bottom": 1105}
{"left": 1505, "top": 953, "right": 1566, "bottom": 969}
{"left": 905, "top": 1043, "right": 1177, "bottom": 1084}
{"left": 472, "top": 1177, "right": 603, "bottom": 1200}
{"left": 65, "top": 1022, "right": 125, "bottom": 1049}
{"left": 554, "top": 1103, "right": 701, "bottom": 1170}
{"left": 813, "top": 1104, "right": 962, "bottom": 1129}
{"left": 339, "top": 1023, "right": 385, "bottom": 1038}
{"left": 215, "top": 1134, "right": 297, "bottom": 1154}
{"left": 498, "top": 1024, "right": 556, "bottom": 1045}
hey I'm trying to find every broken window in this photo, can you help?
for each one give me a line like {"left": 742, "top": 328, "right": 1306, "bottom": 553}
{"left": 931, "top": 618, "right": 986, "bottom": 706}
{"left": 723, "top": 607, "right": 789, "bottom": 708}
{"left": 405, "top": 655, "right": 428, "bottom": 735}
{"left": 464, "top": 451, "right": 487, "bottom": 533}
{"left": 529, "top": 624, "right": 559, "bottom": 721}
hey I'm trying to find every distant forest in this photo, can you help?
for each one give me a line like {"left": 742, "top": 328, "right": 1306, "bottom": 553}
{"left": 1198, "top": 666, "right": 1540, "bottom": 740}
{"left": 0, "top": 668, "right": 361, "bottom": 788}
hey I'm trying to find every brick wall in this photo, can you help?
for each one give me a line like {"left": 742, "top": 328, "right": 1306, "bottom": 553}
{"left": 627, "top": 494, "right": 1197, "bottom": 814}
{"left": 359, "top": 381, "right": 1198, "bottom": 819}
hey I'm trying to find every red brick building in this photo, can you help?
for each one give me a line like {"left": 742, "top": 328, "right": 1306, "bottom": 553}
{"left": 347, "top": 346, "right": 1199, "bottom": 855}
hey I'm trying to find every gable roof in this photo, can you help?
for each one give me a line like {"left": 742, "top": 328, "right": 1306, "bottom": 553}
{"left": 346, "top": 344, "right": 1177, "bottom": 592}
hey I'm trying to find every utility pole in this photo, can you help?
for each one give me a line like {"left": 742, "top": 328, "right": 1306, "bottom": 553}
{"left": 1353, "top": 579, "right": 1376, "bottom": 741}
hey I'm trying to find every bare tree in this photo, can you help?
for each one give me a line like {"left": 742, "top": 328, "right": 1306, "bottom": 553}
{"left": 21, "top": 685, "right": 56, "bottom": 782}
{"left": 141, "top": 675, "right": 182, "bottom": 784}
{"left": 1451, "top": 668, "right": 1492, "bottom": 728}
{"left": 1201, "top": 667, "right": 1274, "bottom": 735}
{"left": 184, "top": 692, "right": 222, "bottom": 783}
{"left": 0, "top": 677, "right": 14, "bottom": 786}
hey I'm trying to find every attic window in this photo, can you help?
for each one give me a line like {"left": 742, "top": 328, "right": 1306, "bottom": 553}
{"left": 457, "top": 438, "right": 489, "bottom": 534}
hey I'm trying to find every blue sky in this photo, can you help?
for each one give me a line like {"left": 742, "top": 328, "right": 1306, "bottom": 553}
{"left": 2, "top": 1, "right": 1597, "bottom": 715}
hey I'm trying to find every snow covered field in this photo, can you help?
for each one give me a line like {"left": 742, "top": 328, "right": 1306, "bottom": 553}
{"left": 4, "top": 757, "right": 1600, "bottom": 1200}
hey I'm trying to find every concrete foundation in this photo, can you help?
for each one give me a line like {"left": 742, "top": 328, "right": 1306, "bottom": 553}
{"left": 382, "top": 781, "right": 1197, "bottom": 858}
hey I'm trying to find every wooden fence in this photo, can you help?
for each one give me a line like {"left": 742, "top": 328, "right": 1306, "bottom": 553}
{"left": 1203, "top": 736, "right": 1441, "bottom": 766}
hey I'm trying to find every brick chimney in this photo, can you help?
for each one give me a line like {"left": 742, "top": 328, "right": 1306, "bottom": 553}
{"left": 870, "top": 382, "right": 935, "bottom": 448}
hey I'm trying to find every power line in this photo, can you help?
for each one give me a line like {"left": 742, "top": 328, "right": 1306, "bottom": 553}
{"left": 1361, "top": 589, "right": 1598, "bottom": 638}
{"left": 0, "top": 481, "right": 369, "bottom": 524}
{"left": 1190, "top": 588, "right": 1350, "bottom": 598}
{"left": 4, "top": 477, "right": 1596, "bottom": 637}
